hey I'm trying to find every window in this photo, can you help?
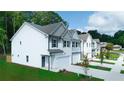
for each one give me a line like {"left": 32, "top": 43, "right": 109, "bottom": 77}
{"left": 20, "top": 41, "right": 22, "bottom": 45}
{"left": 76, "top": 42, "right": 78, "bottom": 47}
{"left": 63, "top": 41, "right": 66, "bottom": 47}
{"left": 67, "top": 41, "right": 70, "bottom": 47}
{"left": 52, "top": 38, "right": 58, "bottom": 48}
{"left": 72, "top": 42, "right": 75, "bottom": 47}
{"left": 87, "top": 43, "right": 88, "bottom": 47}
{"left": 26, "top": 55, "right": 29, "bottom": 62}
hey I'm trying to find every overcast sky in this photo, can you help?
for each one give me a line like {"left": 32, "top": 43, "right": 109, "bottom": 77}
{"left": 57, "top": 11, "right": 124, "bottom": 36}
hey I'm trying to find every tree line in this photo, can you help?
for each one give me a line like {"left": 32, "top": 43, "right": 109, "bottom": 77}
{"left": 88, "top": 30, "right": 124, "bottom": 47}
{"left": 0, "top": 11, "right": 124, "bottom": 55}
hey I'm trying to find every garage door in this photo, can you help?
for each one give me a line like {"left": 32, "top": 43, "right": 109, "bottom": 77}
{"left": 53, "top": 56, "right": 70, "bottom": 69}
{"left": 72, "top": 53, "right": 80, "bottom": 64}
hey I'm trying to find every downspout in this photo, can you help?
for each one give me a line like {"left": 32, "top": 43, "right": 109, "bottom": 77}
{"left": 80, "top": 40, "right": 81, "bottom": 61}
{"left": 48, "top": 35, "right": 50, "bottom": 71}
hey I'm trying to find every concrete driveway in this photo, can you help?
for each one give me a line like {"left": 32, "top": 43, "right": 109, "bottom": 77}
{"left": 65, "top": 54, "right": 124, "bottom": 81}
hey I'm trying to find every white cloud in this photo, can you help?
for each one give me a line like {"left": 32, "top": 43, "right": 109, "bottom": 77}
{"left": 85, "top": 12, "right": 124, "bottom": 35}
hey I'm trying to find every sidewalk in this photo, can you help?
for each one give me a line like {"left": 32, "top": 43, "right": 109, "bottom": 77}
{"left": 65, "top": 54, "right": 124, "bottom": 81}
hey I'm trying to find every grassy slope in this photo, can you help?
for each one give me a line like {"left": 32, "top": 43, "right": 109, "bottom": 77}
{"left": 0, "top": 60, "right": 103, "bottom": 81}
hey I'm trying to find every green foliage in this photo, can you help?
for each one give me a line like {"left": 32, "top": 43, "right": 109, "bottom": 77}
{"left": 82, "top": 55, "right": 89, "bottom": 66}
{"left": 88, "top": 30, "right": 101, "bottom": 39}
{"left": 88, "top": 30, "right": 124, "bottom": 48}
{"left": 105, "top": 43, "right": 113, "bottom": 50}
{"left": 32, "top": 11, "right": 67, "bottom": 26}
{"left": 105, "top": 43, "right": 113, "bottom": 59}
{"left": 0, "top": 11, "right": 66, "bottom": 54}
{"left": 120, "top": 70, "right": 124, "bottom": 74}
{"left": 0, "top": 28, "right": 7, "bottom": 55}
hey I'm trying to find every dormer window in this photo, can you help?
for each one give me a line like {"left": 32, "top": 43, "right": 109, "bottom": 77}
{"left": 52, "top": 38, "right": 58, "bottom": 48}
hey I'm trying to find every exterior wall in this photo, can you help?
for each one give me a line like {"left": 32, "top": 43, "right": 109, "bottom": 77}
{"left": 92, "top": 40, "right": 98, "bottom": 57}
{"left": 11, "top": 23, "right": 82, "bottom": 70}
{"left": 11, "top": 24, "right": 49, "bottom": 68}
{"left": 82, "top": 35, "right": 92, "bottom": 59}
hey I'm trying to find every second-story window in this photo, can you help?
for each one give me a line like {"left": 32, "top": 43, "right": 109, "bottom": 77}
{"left": 72, "top": 42, "right": 75, "bottom": 47}
{"left": 67, "top": 41, "right": 70, "bottom": 47}
{"left": 76, "top": 42, "right": 78, "bottom": 47}
{"left": 63, "top": 41, "right": 66, "bottom": 47}
{"left": 52, "top": 38, "right": 58, "bottom": 48}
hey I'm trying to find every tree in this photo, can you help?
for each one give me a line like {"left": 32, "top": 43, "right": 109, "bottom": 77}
{"left": 32, "top": 11, "right": 67, "bottom": 26}
{"left": 82, "top": 55, "right": 89, "bottom": 75}
{"left": 88, "top": 30, "right": 101, "bottom": 39}
{"left": 117, "top": 34, "right": 124, "bottom": 47}
{"left": 100, "top": 47, "right": 104, "bottom": 64}
{"left": 0, "top": 28, "right": 7, "bottom": 55}
{"left": 105, "top": 43, "right": 113, "bottom": 59}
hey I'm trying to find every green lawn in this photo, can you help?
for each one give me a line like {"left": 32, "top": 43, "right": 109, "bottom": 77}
{"left": 120, "top": 70, "right": 124, "bottom": 74}
{"left": 108, "top": 53, "right": 120, "bottom": 60}
{"left": 88, "top": 65, "right": 111, "bottom": 71}
{"left": 112, "top": 50, "right": 124, "bottom": 53}
{"left": 92, "top": 60, "right": 115, "bottom": 65}
{"left": 96, "top": 52, "right": 119, "bottom": 60}
{"left": 0, "top": 60, "right": 103, "bottom": 81}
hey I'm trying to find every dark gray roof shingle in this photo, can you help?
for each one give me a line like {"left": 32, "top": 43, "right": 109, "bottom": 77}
{"left": 28, "top": 22, "right": 62, "bottom": 35}
{"left": 48, "top": 49, "right": 64, "bottom": 53}
{"left": 79, "top": 33, "right": 89, "bottom": 41}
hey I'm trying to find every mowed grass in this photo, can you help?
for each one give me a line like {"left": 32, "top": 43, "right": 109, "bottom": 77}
{"left": 88, "top": 65, "right": 111, "bottom": 71}
{"left": 0, "top": 60, "right": 103, "bottom": 81}
{"left": 92, "top": 60, "right": 115, "bottom": 65}
{"left": 96, "top": 52, "right": 119, "bottom": 60}
{"left": 112, "top": 50, "right": 124, "bottom": 53}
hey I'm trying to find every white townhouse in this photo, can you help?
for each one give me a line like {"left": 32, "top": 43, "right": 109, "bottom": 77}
{"left": 79, "top": 33, "right": 92, "bottom": 59}
{"left": 10, "top": 22, "right": 81, "bottom": 70}
{"left": 92, "top": 39, "right": 100, "bottom": 57}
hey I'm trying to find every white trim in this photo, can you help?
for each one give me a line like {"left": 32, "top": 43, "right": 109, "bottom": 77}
{"left": 10, "top": 22, "right": 48, "bottom": 41}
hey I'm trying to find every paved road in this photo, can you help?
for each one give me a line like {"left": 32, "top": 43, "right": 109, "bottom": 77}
{"left": 65, "top": 53, "right": 124, "bottom": 81}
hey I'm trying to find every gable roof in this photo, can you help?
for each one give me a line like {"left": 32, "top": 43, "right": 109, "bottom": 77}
{"left": 69, "top": 29, "right": 75, "bottom": 36}
{"left": 10, "top": 22, "right": 66, "bottom": 41}
{"left": 68, "top": 29, "right": 81, "bottom": 41}
{"left": 28, "top": 22, "right": 65, "bottom": 35}
{"left": 79, "top": 33, "right": 90, "bottom": 41}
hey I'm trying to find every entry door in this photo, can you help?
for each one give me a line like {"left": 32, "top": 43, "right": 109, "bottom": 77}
{"left": 42, "top": 56, "right": 45, "bottom": 67}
